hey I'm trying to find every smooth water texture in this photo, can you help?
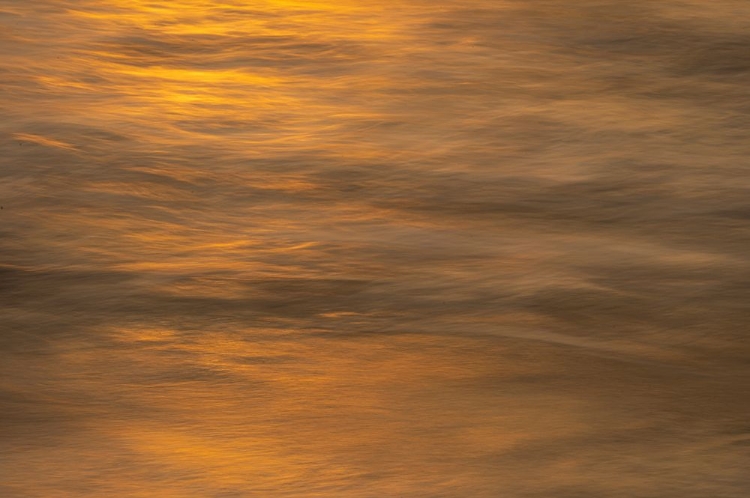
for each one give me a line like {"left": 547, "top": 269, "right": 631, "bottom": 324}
{"left": 1, "top": 1, "right": 749, "bottom": 496}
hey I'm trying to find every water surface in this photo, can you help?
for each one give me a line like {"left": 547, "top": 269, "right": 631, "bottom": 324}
{"left": 1, "top": 1, "right": 749, "bottom": 496}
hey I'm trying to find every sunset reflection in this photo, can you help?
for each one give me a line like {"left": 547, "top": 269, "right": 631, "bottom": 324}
{"left": 2, "top": 0, "right": 750, "bottom": 496}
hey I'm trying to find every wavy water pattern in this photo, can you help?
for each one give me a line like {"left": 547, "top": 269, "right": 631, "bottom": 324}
{"left": 1, "top": 1, "right": 749, "bottom": 496}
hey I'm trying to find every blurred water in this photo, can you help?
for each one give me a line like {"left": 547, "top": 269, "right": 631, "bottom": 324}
{"left": 1, "top": 1, "right": 749, "bottom": 496}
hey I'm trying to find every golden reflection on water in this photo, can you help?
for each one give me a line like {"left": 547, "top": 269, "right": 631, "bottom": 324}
{"left": 2, "top": 0, "right": 750, "bottom": 496}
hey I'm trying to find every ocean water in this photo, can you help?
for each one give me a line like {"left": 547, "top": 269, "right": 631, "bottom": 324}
{"left": 1, "top": 1, "right": 749, "bottom": 496}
